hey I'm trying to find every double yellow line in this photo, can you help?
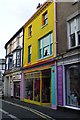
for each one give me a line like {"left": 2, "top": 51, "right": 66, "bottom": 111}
{"left": 2, "top": 99, "right": 55, "bottom": 120}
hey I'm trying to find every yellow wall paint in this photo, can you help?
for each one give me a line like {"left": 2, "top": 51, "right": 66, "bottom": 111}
{"left": 23, "top": 99, "right": 51, "bottom": 106}
{"left": 23, "top": 2, "right": 54, "bottom": 67}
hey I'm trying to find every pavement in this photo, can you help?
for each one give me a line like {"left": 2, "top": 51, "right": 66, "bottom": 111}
{"left": 2, "top": 97, "right": 80, "bottom": 119}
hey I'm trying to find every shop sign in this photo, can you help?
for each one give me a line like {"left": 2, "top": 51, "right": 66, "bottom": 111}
{"left": 12, "top": 74, "right": 21, "bottom": 81}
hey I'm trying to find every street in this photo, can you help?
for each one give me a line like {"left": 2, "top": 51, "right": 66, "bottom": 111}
{"left": 1, "top": 99, "right": 54, "bottom": 120}
{"left": 0, "top": 98, "right": 80, "bottom": 120}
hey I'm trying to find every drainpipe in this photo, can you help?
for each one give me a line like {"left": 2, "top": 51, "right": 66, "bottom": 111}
{"left": 54, "top": 0, "right": 57, "bottom": 56}
{"left": 54, "top": 0, "right": 57, "bottom": 110}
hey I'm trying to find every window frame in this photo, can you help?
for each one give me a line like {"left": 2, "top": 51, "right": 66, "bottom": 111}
{"left": 0, "top": 65, "right": 2, "bottom": 70}
{"left": 65, "top": 64, "right": 80, "bottom": 107}
{"left": 13, "top": 52, "right": 16, "bottom": 68}
{"left": 2, "top": 64, "right": 5, "bottom": 70}
{"left": 28, "top": 25, "right": 32, "bottom": 37}
{"left": 38, "top": 32, "right": 53, "bottom": 59}
{"left": 68, "top": 15, "right": 80, "bottom": 49}
{"left": 28, "top": 45, "right": 32, "bottom": 63}
{"left": 42, "top": 11, "right": 48, "bottom": 26}
{"left": 17, "top": 36, "right": 20, "bottom": 46}
{"left": 16, "top": 50, "right": 21, "bottom": 67}
{"left": 9, "top": 56, "right": 13, "bottom": 69}
{"left": 78, "top": 31, "right": 80, "bottom": 45}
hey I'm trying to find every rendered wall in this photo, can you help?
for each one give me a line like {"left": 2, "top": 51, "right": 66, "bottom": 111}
{"left": 23, "top": 2, "right": 55, "bottom": 67}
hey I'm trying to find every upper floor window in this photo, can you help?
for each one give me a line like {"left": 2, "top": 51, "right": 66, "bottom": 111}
{"left": 10, "top": 42, "right": 12, "bottom": 53}
{"left": 38, "top": 32, "right": 53, "bottom": 59}
{"left": 68, "top": 15, "right": 80, "bottom": 49}
{"left": 16, "top": 50, "right": 21, "bottom": 67}
{"left": 78, "top": 31, "right": 80, "bottom": 44}
{"left": 42, "top": 11, "right": 48, "bottom": 26}
{"left": 0, "top": 65, "right": 2, "bottom": 70}
{"left": 0, "top": 60, "right": 5, "bottom": 70}
{"left": 6, "top": 56, "right": 12, "bottom": 70}
{"left": 13, "top": 52, "right": 16, "bottom": 67}
{"left": 28, "top": 25, "right": 32, "bottom": 37}
{"left": 6, "top": 57, "right": 8, "bottom": 70}
{"left": 0, "top": 71, "right": 1, "bottom": 79}
{"left": 28, "top": 45, "right": 32, "bottom": 63}
{"left": 9, "top": 56, "right": 13, "bottom": 69}
{"left": 2, "top": 64, "right": 5, "bottom": 70}
{"left": 17, "top": 36, "right": 20, "bottom": 46}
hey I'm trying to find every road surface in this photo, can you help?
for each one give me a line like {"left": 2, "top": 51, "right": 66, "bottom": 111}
{"left": 1, "top": 99, "right": 54, "bottom": 120}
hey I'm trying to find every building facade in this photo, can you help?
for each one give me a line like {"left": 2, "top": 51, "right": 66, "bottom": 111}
{"left": 4, "top": 28, "right": 23, "bottom": 99}
{"left": 21, "top": 1, "right": 57, "bottom": 109}
{"left": 56, "top": 2, "right": 80, "bottom": 110}
{"left": 0, "top": 59, "right": 5, "bottom": 91}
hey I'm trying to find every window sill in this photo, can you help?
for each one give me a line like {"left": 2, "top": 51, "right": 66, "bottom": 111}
{"left": 41, "top": 23, "right": 48, "bottom": 29}
{"left": 28, "top": 62, "right": 31, "bottom": 65}
{"left": 67, "top": 45, "right": 80, "bottom": 52}
{"left": 38, "top": 54, "right": 53, "bottom": 61}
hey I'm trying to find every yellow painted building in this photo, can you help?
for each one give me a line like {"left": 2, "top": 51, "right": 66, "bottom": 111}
{"left": 21, "top": 1, "right": 56, "bottom": 108}
{"left": 23, "top": 2, "right": 55, "bottom": 66}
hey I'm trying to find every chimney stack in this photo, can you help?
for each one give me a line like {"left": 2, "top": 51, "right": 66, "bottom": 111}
{"left": 36, "top": 3, "right": 42, "bottom": 9}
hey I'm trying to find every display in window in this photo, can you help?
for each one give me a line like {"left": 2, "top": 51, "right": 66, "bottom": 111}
{"left": 25, "top": 79, "right": 33, "bottom": 100}
{"left": 34, "top": 79, "right": 40, "bottom": 102}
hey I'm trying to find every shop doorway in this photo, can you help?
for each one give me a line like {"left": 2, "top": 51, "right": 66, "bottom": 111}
{"left": 14, "top": 82, "right": 20, "bottom": 99}
{"left": 42, "top": 69, "right": 51, "bottom": 103}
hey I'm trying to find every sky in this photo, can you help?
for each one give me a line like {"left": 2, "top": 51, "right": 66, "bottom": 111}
{"left": 0, "top": 0, "right": 46, "bottom": 59}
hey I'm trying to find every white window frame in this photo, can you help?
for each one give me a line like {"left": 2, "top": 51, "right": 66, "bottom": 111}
{"left": 67, "top": 15, "right": 80, "bottom": 49}
{"left": 6, "top": 57, "right": 9, "bottom": 70}
{"left": 16, "top": 50, "right": 21, "bottom": 67}
{"left": 13, "top": 52, "right": 16, "bottom": 67}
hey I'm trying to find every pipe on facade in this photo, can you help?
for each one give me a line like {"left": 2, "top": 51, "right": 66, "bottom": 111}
{"left": 52, "top": 0, "right": 58, "bottom": 110}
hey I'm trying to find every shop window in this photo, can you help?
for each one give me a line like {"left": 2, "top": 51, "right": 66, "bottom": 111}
{"left": 34, "top": 78, "right": 40, "bottom": 102}
{"left": 24, "top": 70, "right": 51, "bottom": 103}
{"left": 28, "top": 45, "right": 32, "bottom": 63}
{"left": 25, "top": 79, "right": 33, "bottom": 100}
{"left": 66, "top": 64, "right": 80, "bottom": 107}
{"left": 42, "top": 11, "right": 48, "bottom": 26}
{"left": 38, "top": 32, "right": 53, "bottom": 59}
{"left": 24, "top": 72, "right": 40, "bottom": 102}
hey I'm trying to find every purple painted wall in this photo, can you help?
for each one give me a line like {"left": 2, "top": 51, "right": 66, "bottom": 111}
{"left": 20, "top": 72, "right": 24, "bottom": 99}
{"left": 57, "top": 65, "right": 63, "bottom": 105}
